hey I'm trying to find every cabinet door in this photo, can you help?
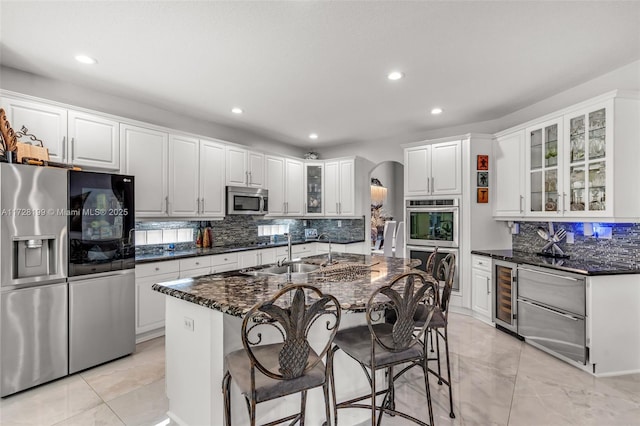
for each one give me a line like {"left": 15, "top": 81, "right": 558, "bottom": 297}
{"left": 238, "top": 251, "right": 259, "bottom": 268}
{"left": 68, "top": 110, "right": 119, "bottom": 170}
{"left": 338, "top": 160, "right": 355, "bottom": 215}
{"left": 405, "top": 146, "right": 431, "bottom": 196}
{"left": 247, "top": 151, "right": 265, "bottom": 188}
{"left": 285, "top": 158, "right": 304, "bottom": 216}
{"left": 199, "top": 139, "right": 225, "bottom": 217}
{"left": 304, "top": 163, "right": 324, "bottom": 215}
{"left": 431, "top": 140, "right": 461, "bottom": 194}
{"left": 324, "top": 161, "right": 340, "bottom": 215}
{"left": 472, "top": 268, "right": 492, "bottom": 322}
{"left": 260, "top": 248, "right": 277, "bottom": 265}
{"left": 266, "top": 156, "right": 285, "bottom": 215}
{"left": 121, "top": 124, "right": 169, "bottom": 217}
{"left": 525, "top": 118, "right": 563, "bottom": 216}
{"left": 564, "top": 102, "right": 612, "bottom": 217}
{"left": 1, "top": 97, "right": 67, "bottom": 162}
{"left": 168, "top": 134, "right": 199, "bottom": 216}
{"left": 136, "top": 273, "right": 176, "bottom": 334}
{"left": 494, "top": 131, "right": 525, "bottom": 217}
{"left": 226, "top": 146, "right": 247, "bottom": 186}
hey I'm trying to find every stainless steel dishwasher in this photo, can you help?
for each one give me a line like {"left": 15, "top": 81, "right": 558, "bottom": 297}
{"left": 517, "top": 266, "right": 587, "bottom": 364}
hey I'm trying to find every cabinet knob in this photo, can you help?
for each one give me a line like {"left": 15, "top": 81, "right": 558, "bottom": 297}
{"left": 195, "top": 262, "right": 200, "bottom": 265}
{"left": 155, "top": 267, "right": 160, "bottom": 271}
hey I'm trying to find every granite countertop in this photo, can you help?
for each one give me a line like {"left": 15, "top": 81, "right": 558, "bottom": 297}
{"left": 136, "top": 238, "right": 365, "bottom": 264}
{"left": 152, "top": 253, "right": 423, "bottom": 316}
{"left": 471, "top": 249, "right": 640, "bottom": 276}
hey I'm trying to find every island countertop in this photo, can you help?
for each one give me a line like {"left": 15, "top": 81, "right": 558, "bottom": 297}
{"left": 152, "top": 253, "right": 422, "bottom": 316}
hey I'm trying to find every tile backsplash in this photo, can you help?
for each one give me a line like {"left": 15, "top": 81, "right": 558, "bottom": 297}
{"left": 513, "top": 222, "right": 640, "bottom": 267}
{"left": 135, "top": 216, "right": 365, "bottom": 255}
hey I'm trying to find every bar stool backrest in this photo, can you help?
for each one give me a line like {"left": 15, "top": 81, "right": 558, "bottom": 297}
{"left": 366, "top": 273, "right": 437, "bottom": 352}
{"left": 437, "top": 253, "right": 456, "bottom": 315}
{"left": 241, "top": 284, "right": 341, "bottom": 380}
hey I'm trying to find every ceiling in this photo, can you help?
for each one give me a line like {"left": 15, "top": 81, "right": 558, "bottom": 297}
{"left": 1, "top": 1, "right": 639, "bottom": 149}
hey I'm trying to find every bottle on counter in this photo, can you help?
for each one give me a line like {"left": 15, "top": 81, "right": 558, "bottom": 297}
{"left": 203, "top": 227, "right": 211, "bottom": 248}
{"left": 196, "top": 228, "right": 203, "bottom": 248}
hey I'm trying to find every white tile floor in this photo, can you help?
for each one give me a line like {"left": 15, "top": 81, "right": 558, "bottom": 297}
{"left": 1, "top": 313, "right": 639, "bottom": 426}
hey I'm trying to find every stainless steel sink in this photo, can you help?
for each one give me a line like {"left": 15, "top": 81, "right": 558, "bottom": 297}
{"left": 242, "top": 262, "right": 319, "bottom": 277}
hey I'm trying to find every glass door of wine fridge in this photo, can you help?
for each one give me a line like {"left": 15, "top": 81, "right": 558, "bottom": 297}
{"left": 493, "top": 260, "right": 517, "bottom": 333}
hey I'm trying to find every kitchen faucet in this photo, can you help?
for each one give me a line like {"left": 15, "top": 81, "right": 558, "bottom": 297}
{"left": 277, "top": 233, "right": 293, "bottom": 267}
{"left": 317, "top": 233, "right": 334, "bottom": 265}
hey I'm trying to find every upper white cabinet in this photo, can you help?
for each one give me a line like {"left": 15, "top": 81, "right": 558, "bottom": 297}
{"left": 265, "top": 156, "right": 304, "bottom": 216}
{"left": 0, "top": 96, "right": 67, "bottom": 162}
{"left": 1, "top": 96, "right": 120, "bottom": 171}
{"left": 525, "top": 117, "right": 564, "bottom": 216}
{"left": 169, "top": 136, "right": 226, "bottom": 218}
{"left": 1, "top": 95, "right": 119, "bottom": 170}
{"left": 168, "top": 134, "right": 200, "bottom": 216}
{"left": 199, "top": 139, "right": 226, "bottom": 217}
{"left": 325, "top": 159, "right": 355, "bottom": 216}
{"left": 494, "top": 131, "right": 525, "bottom": 217}
{"left": 225, "top": 146, "right": 264, "bottom": 188}
{"left": 405, "top": 140, "right": 461, "bottom": 197}
{"left": 121, "top": 124, "right": 169, "bottom": 217}
{"left": 495, "top": 91, "right": 639, "bottom": 221}
{"left": 67, "top": 111, "right": 119, "bottom": 170}
{"left": 304, "top": 163, "right": 324, "bottom": 216}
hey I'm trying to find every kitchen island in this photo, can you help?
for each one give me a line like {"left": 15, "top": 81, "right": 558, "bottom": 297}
{"left": 153, "top": 253, "right": 423, "bottom": 426}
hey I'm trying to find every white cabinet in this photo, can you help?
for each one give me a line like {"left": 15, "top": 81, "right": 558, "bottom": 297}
{"left": 471, "top": 255, "right": 492, "bottom": 324}
{"left": 168, "top": 134, "right": 200, "bottom": 216}
{"left": 493, "top": 131, "right": 525, "bottom": 217}
{"left": 121, "top": 124, "right": 169, "bottom": 217}
{"left": 0, "top": 96, "right": 120, "bottom": 169}
{"left": 0, "top": 96, "right": 67, "bottom": 162}
{"left": 211, "top": 253, "right": 239, "bottom": 273}
{"left": 135, "top": 260, "right": 180, "bottom": 337}
{"left": 266, "top": 156, "right": 304, "bottom": 216}
{"left": 292, "top": 243, "right": 316, "bottom": 258}
{"left": 199, "top": 139, "right": 226, "bottom": 217}
{"left": 325, "top": 159, "right": 355, "bottom": 216}
{"left": 67, "top": 110, "right": 119, "bottom": 170}
{"left": 225, "top": 146, "right": 264, "bottom": 188}
{"left": 168, "top": 136, "right": 226, "bottom": 218}
{"left": 304, "top": 163, "right": 324, "bottom": 216}
{"left": 404, "top": 140, "right": 461, "bottom": 197}
{"left": 238, "top": 248, "right": 277, "bottom": 269}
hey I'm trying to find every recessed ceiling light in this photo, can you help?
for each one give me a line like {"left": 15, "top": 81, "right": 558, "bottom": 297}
{"left": 75, "top": 55, "right": 97, "bottom": 65}
{"left": 231, "top": 107, "right": 243, "bottom": 114}
{"left": 387, "top": 71, "right": 404, "bottom": 81}
{"left": 309, "top": 133, "right": 318, "bottom": 140}
{"left": 431, "top": 107, "right": 443, "bottom": 115}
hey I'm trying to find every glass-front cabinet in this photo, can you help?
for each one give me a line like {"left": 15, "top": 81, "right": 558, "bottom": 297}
{"left": 304, "top": 163, "right": 324, "bottom": 216}
{"left": 564, "top": 102, "right": 612, "bottom": 216}
{"left": 525, "top": 118, "right": 563, "bottom": 215}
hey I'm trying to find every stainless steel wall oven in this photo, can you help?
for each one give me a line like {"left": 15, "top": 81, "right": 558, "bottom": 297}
{"left": 406, "top": 199, "right": 459, "bottom": 248}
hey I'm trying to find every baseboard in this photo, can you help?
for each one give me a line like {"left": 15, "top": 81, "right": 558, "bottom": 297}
{"left": 135, "top": 328, "right": 165, "bottom": 344}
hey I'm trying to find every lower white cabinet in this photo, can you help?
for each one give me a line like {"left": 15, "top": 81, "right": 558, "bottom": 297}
{"left": 135, "top": 260, "right": 180, "bottom": 337}
{"left": 471, "top": 255, "right": 493, "bottom": 324}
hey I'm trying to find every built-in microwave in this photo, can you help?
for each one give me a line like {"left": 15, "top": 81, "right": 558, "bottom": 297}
{"left": 406, "top": 199, "right": 459, "bottom": 248}
{"left": 226, "top": 186, "right": 268, "bottom": 215}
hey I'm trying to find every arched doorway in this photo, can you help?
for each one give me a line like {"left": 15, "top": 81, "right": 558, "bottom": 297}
{"left": 368, "top": 161, "right": 404, "bottom": 251}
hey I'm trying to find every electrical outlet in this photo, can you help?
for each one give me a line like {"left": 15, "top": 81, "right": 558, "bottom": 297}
{"left": 183, "top": 317, "right": 194, "bottom": 332}
{"left": 595, "top": 226, "right": 612, "bottom": 239}
{"left": 337, "top": 220, "right": 342, "bottom": 228}
{"left": 303, "top": 220, "right": 307, "bottom": 226}
{"left": 566, "top": 232, "right": 575, "bottom": 244}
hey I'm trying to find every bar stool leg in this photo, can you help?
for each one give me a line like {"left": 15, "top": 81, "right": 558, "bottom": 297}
{"left": 223, "top": 372, "right": 232, "bottom": 426}
{"left": 422, "top": 355, "right": 435, "bottom": 426}
{"left": 436, "top": 330, "right": 443, "bottom": 385}
{"left": 444, "top": 328, "right": 455, "bottom": 418}
{"left": 322, "top": 381, "right": 331, "bottom": 426}
{"left": 300, "top": 390, "right": 307, "bottom": 425}
{"left": 328, "top": 346, "right": 339, "bottom": 426}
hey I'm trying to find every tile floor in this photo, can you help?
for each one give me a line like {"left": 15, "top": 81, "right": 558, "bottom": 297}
{"left": 1, "top": 313, "right": 639, "bottom": 426}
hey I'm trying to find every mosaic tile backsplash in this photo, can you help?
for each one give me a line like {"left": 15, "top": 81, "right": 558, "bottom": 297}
{"left": 135, "top": 217, "right": 365, "bottom": 255}
{"left": 512, "top": 222, "right": 640, "bottom": 267}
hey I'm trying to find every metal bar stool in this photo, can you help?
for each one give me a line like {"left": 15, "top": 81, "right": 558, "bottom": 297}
{"left": 328, "top": 272, "right": 438, "bottom": 426}
{"left": 222, "top": 284, "right": 341, "bottom": 426}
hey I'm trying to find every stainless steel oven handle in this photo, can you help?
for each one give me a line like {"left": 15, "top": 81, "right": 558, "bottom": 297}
{"left": 518, "top": 298, "right": 580, "bottom": 321}
{"left": 518, "top": 267, "right": 580, "bottom": 281}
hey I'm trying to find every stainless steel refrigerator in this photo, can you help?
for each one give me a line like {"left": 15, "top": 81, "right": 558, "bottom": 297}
{"left": 0, "top": 164, "right": 69, "bottom": 397}
{"left": 0, "top": 164, "right": 136, "bottom": 397}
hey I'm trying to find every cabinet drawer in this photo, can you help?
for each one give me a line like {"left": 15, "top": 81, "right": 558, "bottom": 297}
{"left": 179, "top": 257, "right": 210, "bottom": 271}
{"left": 180, "top": 267, "right": 211, "bottom": 279}
{"left": 518, "top": 267, "right": 585, "bottom": 316}
{"left": 136, "top": 260, "right": 180, "bottom": 278}
{"left": 211, "top": 253, "right": 238, "bottom": 267}
{"left": 471, "top": 255, "right": 491, "bottom": 272}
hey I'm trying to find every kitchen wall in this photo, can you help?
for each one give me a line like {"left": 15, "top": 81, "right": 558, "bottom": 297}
{"left": 370, "top": 161, "right": 404, "bottom": 221}
{"left": 513, "top": 221, "right": 640, "bottom": 267}
{"left": 135, "top": 216, "right": 365, "bottom": 255}
{"left": 0, "top": 66, "right": 305, "bottom": 158}
{"left": 318, "top": 60, "right": 640, "bottom": 165}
